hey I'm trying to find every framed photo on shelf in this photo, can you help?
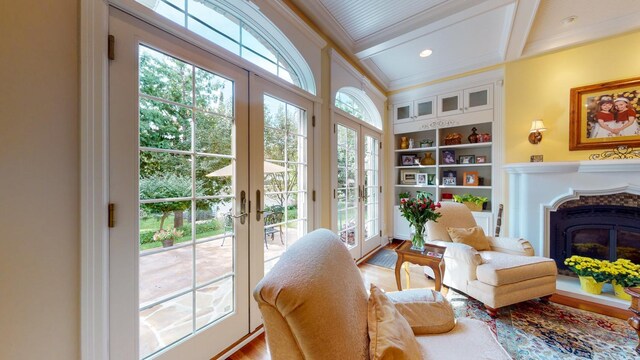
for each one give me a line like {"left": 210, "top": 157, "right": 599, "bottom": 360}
{"left": 442, "top": 150, "right": 456, "bottom": 164}
{"left": 400, "top": 170, "right": 417, "bottom": 184}
{"left": 442, "top": 170, "right": 457, "bottom": 186}
{"left": 476, "top": 155, "right": 487, "bottom": 163}
{"left": 463, "top": 171, "right": 479, "bottom": 186}
{"left": 401, "top": 154, "right": 417, "bottom": 166}
{"left": 459, "top": 155, "right": 475, "bottom": 164}
{"left": 416, "top": 173, "right": 428, "bottom": 185}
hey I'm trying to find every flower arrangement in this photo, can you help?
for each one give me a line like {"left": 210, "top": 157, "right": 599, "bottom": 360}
{"left": 153, "top": 228, "right": 183, "bottom": 247}
{"left": 564, "top": 255, "right": 640, "bottom": 285}
{"left": 608, "top": 259, "right": 640, "bottom": 287}
{"left": 399, "top": 194, "right": 441, "bottom": 251}
{"left": 563, "top": 255, "right": 612, "bottom": 282}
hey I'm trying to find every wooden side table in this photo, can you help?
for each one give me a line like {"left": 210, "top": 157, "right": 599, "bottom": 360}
{"left": 394, "top": 241, "right": 446, "bottom": 292}
{"left": 625, "top": 287, "right": 640, "bottom": 355}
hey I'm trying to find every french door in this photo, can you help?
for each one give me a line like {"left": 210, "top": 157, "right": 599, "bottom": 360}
{"left": 108, "top": 8, "right": 315, "bottom": 358}
{"left": 333, "top": 113, "right": 382, "bottom": 260}
{"left": 109, "top": 9, "right": 250, "bottom": 359}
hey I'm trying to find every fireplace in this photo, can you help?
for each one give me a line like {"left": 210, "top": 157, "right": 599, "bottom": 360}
{"left": 549, "top": 204, "right": 640, "bottom": 275}
{"left": 504, "top": 159, "right": 640, "bottom": 308}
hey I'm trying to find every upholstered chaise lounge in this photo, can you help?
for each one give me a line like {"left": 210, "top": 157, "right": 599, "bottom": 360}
{"left": 254, "top": 228, "right": 510, "bottom": 359}
{"left": 426, "top": 202, "right": 557, "bottom": 316}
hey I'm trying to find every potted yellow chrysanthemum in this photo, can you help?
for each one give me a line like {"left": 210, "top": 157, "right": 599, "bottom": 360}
{"left": 563, "top": 256, "right": 612, "bottom": 294}
{"left": 609, "top": 259, "right": 640, "bottom": 300}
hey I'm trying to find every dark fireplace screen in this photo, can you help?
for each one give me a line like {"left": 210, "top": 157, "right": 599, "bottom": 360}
{"left": 550, "top": 206, "right": 640, "bottom": 275}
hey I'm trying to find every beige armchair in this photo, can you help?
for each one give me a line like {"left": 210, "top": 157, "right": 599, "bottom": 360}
{"left": 254, "top": 229, "right": 510, "bottom": 359}
{"left": 425, "top": 202, "right": 557, "bottom": 316}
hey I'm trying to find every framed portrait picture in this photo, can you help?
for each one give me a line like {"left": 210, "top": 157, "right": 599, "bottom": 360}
{"left": 459, "top": 155, "right": 475, "bottom": 164}
{"left": 570, "top": 77, "right": 640, "bottom": 150}
{"left": 476, "top": 155, "right": 487, "bottom": 163}
{"left": 400, "top": 170, "right": 417, "bottom": 184}
{"left": 442, "top": 150, "right": 456, "bottom": 164}
{"left": 416, "top": 173, "right": 428, "bottom": 185}
{"left": 401, "top": 154, "right": 417, "bottom": 166}
{"left": 463, "top": 171, "right": 479, "bottom": 186}
{"left": 442, "top": 170, "right": 456, "bottom": 186}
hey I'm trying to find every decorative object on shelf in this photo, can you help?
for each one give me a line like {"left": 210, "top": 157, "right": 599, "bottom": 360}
{"left": 442, "top": 170, "right": 456, "bottom": 185}
{"left": 476, "top": 155, "right": 487, "bottom": 163}
{"left": 416, "top": 191, "right": 431, "bottom": 200}
{"left": 420, "top": 152, "right": 436, "bottom": 165}
{"left": 441, "top": 193, "right": 453, "bottom": 200}
{"left": 398, "top": 191, "right": 411, "bottom": 202}
{"left": 398, "top": 194, "right": 442, "bottom": 251}
{"left": 459, "top": 155, "right": 475, "bottom": 164}
{"left": 570, "top": 77, "right": 640, "bottom": 151}
{"left": 427, "top": 173, "right": 436, "bottom": 185}
{"left": 442, "top": 149, "right": 456, "bottom": 164}
{"left": 478, "top": 177, "right": 485, "bottom": 186}
{"left": 444, "top": 133, "right": 462, "bottom": 145}
{"left": 477, "top": 133, "right": 491, "bottom": 143}
{"left": 453, "top": 194, "right": 487, "bottom": 212}
{"left": 416, "top": 173, "right": 428, "bottom": 185}
{"left": 467, "top": 127, "right": 479, "bottom": 143}
{"left": 408, "top": 138, "right": 415, "bottom": 149}
{"left": 528, "top": 119, "right": 547, "bottom": 144}
{"left": 463, "top": 171, "right": 479, "bottom": 186}
{"left": 401, "top": 154, "right": 417, "bottom": 166}
{"left": 153, "top": 228, "right": 184, "bottom": 248}
{"left": 530, "top": 154, "right": 543, "bottom": 162}
{"left": 400, "top": 170, "right": 417, "bottom": 184}
{"left": 420, "top": 139, "right": 434, "bottom": 148}
{"left": 400, "top": 136, "right": 409, "bottom": 149}
{"left": 589, "top": 145, "right": 640, "bottom": 160}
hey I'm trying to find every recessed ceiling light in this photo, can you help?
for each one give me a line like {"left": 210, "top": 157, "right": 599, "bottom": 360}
{"left": 419, "top": 49, "right": 433, "bottom": 58}
{"left": 561, "top": 16, "right": 578, "bottom": 26}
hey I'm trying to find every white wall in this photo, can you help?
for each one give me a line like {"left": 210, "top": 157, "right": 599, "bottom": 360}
{"left": 0, "top": 0, "right": 80, "bottom": 358}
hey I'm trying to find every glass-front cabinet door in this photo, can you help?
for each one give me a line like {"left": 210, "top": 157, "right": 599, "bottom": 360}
{"left": 414, "top": 96, "right": 436, "bottom": 121}
{"left": 463, "top": 84, "right": 493, "bottom": 113}
{"left": 437, "top": 90, "right": 462, "bottom": 117}
{"left": 393, "top": 102, "right": 413, "bottom": 124}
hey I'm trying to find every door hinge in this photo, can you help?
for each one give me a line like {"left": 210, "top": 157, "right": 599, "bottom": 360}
{"left": 108, "top": 203, "right": 115, "bottom": 228}
{"left": 379, "top": 185, "right": 382, "bottom": 193}
{"left": 333, "top": 189, "right": 336, "bottom": 199}
{"left": 333, "top": 123, "right": 336, "bottom": 133}
{"left": 379, "top": 230, "right": 382, "bottom": 237}
{"left": 312, "top": 115, "right": 316, "bottom": 127}
{"left": 379, "top": 141, "right": 382, "bottom": 149}
{"left": 108, "top": 35, "right": 115, "bottom": 60}
{"left": 312, "top": 190, "right": 316, "bottom": 202}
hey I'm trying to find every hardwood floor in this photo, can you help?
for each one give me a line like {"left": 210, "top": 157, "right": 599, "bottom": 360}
{"left": 225, "top": 244, "right": 631, "bottom": 359}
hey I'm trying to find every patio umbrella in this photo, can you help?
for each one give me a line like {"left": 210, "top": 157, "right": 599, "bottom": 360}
{"left": 206, "top": 161, "right": 287, "bottom": 177}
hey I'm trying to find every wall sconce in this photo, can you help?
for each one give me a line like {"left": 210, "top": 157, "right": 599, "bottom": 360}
{"left": 528, "top": 119, "right": 547, "bottom": 144}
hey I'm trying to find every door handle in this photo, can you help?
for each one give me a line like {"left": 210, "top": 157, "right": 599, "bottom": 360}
{"left": 231, "top": 190, "right": 247, "bottom": 224}
{"left": 256, "top": 189, "right": 265, "bottom": 221}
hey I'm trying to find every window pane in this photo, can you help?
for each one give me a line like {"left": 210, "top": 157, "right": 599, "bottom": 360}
{"left": 139, "top": 98, "right": 192, "bottom": 151}
{"left": 139, "top": 153, "right": 191, "bottom": 199}
{"left": 195, "top": 67, "right": 234, "bottom": 117}
{"left": 139, "top": 292, "right": 193, "bottom": 359}
{"left": 196, "top": 156, "right": 232, "bottom": 197}
{"left": 195, "top": 111, "right": 232, "bottom": 155}
{"left": 139, "top": 46, "right": 193, "bottom": 105}
{"left": 196, "top": 277, "right": 234, "bottom": 330}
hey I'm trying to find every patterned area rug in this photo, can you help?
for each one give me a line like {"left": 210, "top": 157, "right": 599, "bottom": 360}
{"left": 365, "top": 248, "right": 397, "bottom": 269}
{"left": 447, "top": 290, "right": 637, "bottom": 359}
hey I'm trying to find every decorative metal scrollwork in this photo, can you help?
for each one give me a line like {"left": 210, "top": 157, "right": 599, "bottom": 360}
{"left": 589, "top": 145, "right": 640, "bottom": 160}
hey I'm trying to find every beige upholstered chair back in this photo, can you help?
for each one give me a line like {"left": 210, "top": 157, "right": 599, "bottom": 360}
{"left": 253, "top": 229, "right": 369, "bottom": 359}
{"left": 426, "top": 202, "right": 477, "bottom": 241}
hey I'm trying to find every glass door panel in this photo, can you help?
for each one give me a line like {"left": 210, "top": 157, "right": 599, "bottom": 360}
{"left": 109, "top": 9, "right": 249, "bottom": 359}
{"left": 336, "top": 123, "right": 359, "bottom": 250}
{"left": 362, "top": 131, "right": 381, "bottom": 255}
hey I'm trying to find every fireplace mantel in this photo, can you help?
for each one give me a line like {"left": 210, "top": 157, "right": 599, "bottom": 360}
{"left": 504, "top": 159, "right": 640, "bottom": 308}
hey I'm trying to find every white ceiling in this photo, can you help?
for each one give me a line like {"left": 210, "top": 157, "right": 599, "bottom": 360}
{"left": 288, "top": 0, "right": 640, "bottom": 91}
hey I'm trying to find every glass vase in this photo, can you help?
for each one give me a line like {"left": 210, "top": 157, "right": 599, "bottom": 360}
{"left": 411, "top": 224, "right": 425, "bottom": 252}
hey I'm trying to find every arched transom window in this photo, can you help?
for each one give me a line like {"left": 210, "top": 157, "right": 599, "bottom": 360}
{"left": 137, "top": 0, "right": 316, "bottom": 94}
{"left": 335, "top": 87, "right": 382, "bottom": 129}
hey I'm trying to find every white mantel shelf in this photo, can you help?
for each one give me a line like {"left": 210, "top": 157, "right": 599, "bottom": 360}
{"left": 504, "top": 159, "right": 640, "bottom": 174}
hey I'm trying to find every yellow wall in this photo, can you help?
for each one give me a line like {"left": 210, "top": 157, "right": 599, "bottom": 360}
{"left": 505, "top": 31, "right": 640, "bottom": 163}
{"left": 0, "top": 0, "right": 79, "bottom": 358}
